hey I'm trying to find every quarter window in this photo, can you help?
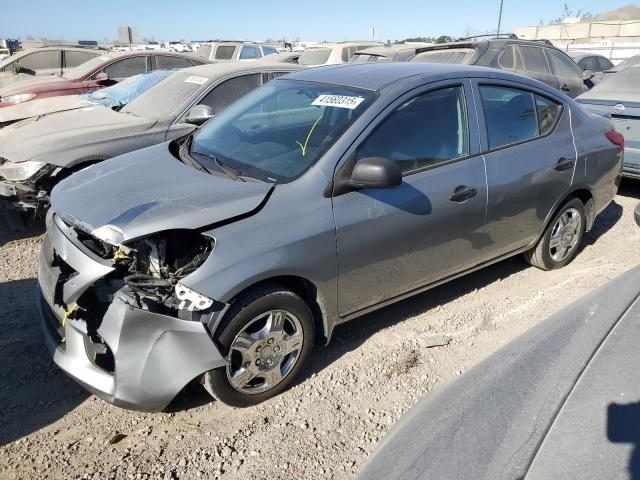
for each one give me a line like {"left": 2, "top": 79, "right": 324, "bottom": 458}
{"left": 104, "top": 57, "right": 147, "bottom": 78}
{"left": 520, "top": 46, "right": 550, "bottom": 74}
{"left": 356, "top": 86, "right": 468, "bottom": 174}
{"left": 547, "top": 49, "right": 582, "bottom": 78}
{"left": 480, "top": 85, "right": 538, "bottom": 149}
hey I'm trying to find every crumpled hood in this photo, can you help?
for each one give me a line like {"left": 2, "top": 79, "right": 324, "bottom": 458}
{"left": 0, "top": 94, "right": 91, "bottom": 124}
{"left": 50, "top": 142, "right": 273, "bottom": 243}
{"left": 0, "top": 107, "right": 156, "bottom": 165}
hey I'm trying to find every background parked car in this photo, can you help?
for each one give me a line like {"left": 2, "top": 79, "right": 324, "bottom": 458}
{"left": 412, "top": 38, "right": 593, "bottom": 98}
{"left": 0, "top": 46, "right": 104, "bottom": 89}
{"left": 255, "top": 51, "right": 301, "bottom": 64}
{"left": 0, "top": 62, "right": 303, "bottom": 213}
{"left": 298, "top": 41, "right": 384, "bottom": 66}
{"left": 39, "top": 63, "right": 622, "bottom": 411}
{"left": 0, "top": 69, "right": 174, "bottom": 128}
{"left": 349, "top": 43, "right": 433, "bottom": 63}
{"left": 195, "top": 42, "right": 278, "bottom": 62}
{"left": 606, "top": 53, "right": 640, "bottom": 73}
{"left": 0, "top": 50, "right": 208, "bottom": 107}
{"left": 576, "top": 67, "right": 640, "bottom": 178}
{"left": 358, "top": 265, "right": 640, "bottom": 480}
{"left": 568, "top": 51, "right": 615, "bottom": 84}
{"left": 0, "top": 48, "right": 11, "bottom": 61}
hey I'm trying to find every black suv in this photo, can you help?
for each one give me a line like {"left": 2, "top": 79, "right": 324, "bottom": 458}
{"left": 412, "top": 37, "right": 592, "bottom": 98}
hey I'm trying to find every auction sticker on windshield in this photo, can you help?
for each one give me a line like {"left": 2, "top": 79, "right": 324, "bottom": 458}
{"left": 312, "top": 94, "right": 365, "bottom": 109}
{"left": 184, "top": 76, "right": 209, "bottom": 85}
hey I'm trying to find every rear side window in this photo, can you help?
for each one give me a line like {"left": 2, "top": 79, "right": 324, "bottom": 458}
{"left": 480, "top": 85, "right": 538, "bottom": 149}
{"left": 520, "top": 46, "right": 550, "bottom": 74}
{"left": 497, "top": 45, "right": 524, "bottom": 70}
{"left": 104, "top": 56, "right": 147, "bottom": 78}
{"left": 239, "top": 46, "right": 261, "bottom": 60}
{"left": 65, "top": 50, "right": 96, "bottom": 68}
{"left": 262, "top": 46, "right": 277, "bottom": 56}
{"left": 299, "top": 48, "right": 332, "bottom": 66}
{"left": 199, "top": 74, "right": 262, "bottom": 113}
{"left": 535, "top": 95, "right": 562, "bottom": 135}
{"left": 215, "top": 46, "right": 236, "bottom": 60}
{"left": 17, "top": 51, "right": 60, "bottom": 70}
{"left": 547, "top": 49, "right": 582, "bottom": 78}
{"left": 155, "top": 55, "right": 193, "bottom": 70}
{"left": 356, "top": 86, "right": 468, "bottom": 174}
{"left": 412, "top": 49, "right": 476, "bottom": 64}
{"left": 578, "top": 56, "right": 597, "bottom": 71}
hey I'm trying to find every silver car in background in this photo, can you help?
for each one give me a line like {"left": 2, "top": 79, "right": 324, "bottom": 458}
{"left": 576, "top": 67, "right": 640, "bottom": 178}
{"left": 39, "top": 63, "right": 622, "bottom": 411}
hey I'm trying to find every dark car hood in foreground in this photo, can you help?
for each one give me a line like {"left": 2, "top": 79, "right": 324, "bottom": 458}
{"left": 50, "top": 142, "right": 273, "bottom": 243}
{"left": 358, "top": 266, "right": 640, "bottom": 480}
{"left": 0, "top": 107, "right": 156, "bottom": 165}
{"left": 0, "top": 94, "right": 91, "bottom": 125}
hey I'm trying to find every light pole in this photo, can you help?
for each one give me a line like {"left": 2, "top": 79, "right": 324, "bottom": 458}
{"left": 496, "top": 0, "right": 505, "bottom": 37}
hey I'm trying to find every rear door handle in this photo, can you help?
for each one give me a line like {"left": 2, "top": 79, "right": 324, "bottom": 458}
{"left": 554, "top": 158, "right": 574, "bottom": 172}
{"left": 449, "top": 186, "right": 478, "bottom": 203}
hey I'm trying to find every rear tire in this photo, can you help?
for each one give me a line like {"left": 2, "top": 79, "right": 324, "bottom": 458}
{"left": 203, "top": 284, "right": 314, "bottom": 407}
{"left": 524, "top": 197, "right": 586, "bottom": 271}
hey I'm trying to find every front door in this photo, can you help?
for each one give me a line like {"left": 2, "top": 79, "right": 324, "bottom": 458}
{"left": 333, "top": 83, "right": 487, "bottom": 316}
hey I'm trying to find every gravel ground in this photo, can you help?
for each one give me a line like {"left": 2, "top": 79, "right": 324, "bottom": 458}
{"left": 1, "top": 182, "right": 640, "bottom": 480}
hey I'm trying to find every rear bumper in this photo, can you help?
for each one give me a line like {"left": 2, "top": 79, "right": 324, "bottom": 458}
{"left": 37, "top": 213, "right": 227, "bottom": 411}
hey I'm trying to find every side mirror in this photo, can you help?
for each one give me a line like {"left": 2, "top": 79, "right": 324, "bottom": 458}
{"left": 95, "top": 72, "right": 110, "bottom": 84}
{"left": 349, "top": 157, "right": 402, "bottom": 189}
{"left": 582, "top": 69, "right": 594, "bottom": 81}
{"left": 13, "top": 64, "right": 24, "bottom": 74}
{"left": 184, "top": 104, "right": 214, "bottom": 126}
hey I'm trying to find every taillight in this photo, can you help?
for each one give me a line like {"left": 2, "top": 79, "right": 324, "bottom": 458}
{"left": 605, "top": 130, "right": 625, "bottom": 149}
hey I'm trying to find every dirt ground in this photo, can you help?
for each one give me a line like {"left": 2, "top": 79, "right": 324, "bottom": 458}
{"left": 1, "top": 181, "right": 639, "bottom": 480}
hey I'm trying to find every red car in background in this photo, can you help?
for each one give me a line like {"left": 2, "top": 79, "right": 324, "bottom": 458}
{"left": 0, "top": 50, "right": 209, "bottom": 107}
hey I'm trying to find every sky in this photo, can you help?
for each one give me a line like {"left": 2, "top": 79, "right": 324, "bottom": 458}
{"left": 0, "top": 0, "right": 636, "bottom": 43}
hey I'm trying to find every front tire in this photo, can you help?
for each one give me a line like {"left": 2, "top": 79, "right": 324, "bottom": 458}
{"left": 203, "top": 284, "right": 314, "bottom": 407}
{"left": 524, "top": 197, "right": 586, "bottom": 271}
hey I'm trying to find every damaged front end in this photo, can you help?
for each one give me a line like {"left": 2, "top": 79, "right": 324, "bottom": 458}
{"left": 38, "top": 212, "right": 228, "bottom": 411}
{"left": 0, "top": 157, "right": 61, "bottom": 212}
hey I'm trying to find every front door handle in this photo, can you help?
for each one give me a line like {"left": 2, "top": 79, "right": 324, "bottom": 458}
{"left": 554, "top": 158, "right": 574, "bottom": 172}
{"left": 561, "top": 84, "right": 571, "bottom": 92}
{"left": 449, "top": 186, "right": 478, "bottom": 203}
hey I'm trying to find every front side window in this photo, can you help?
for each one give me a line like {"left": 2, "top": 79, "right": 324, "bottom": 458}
{"left": 547, "top": 49, "right": 582, "bottom": 78}
{"left": 17, "top": 51, "right": 60, "bottom": 70}
{"left": 480, "top": 85, "right": 538, "bottom": 149}
{"left": 189, "top": 79, "right": 375, "bottom": 182}
{"left": 356, "top": 86, "right": 468, "bottom": 174}
{"left": 199, "top": 74, "right": 262, "bottom": 113}
{"left": 520, "top": 46, "right": 550, "bottom": 74}
{"left": 104, "top": 56, "right": 147, "bottom": 78}
{"left": 215, "top": 46, "right": 236, "bottom": 60}
{"left": 262, "top": 46, "right": 277, "bottom": 56}
{"left": 239, "top": 46, "right": 261, "bottom": 60}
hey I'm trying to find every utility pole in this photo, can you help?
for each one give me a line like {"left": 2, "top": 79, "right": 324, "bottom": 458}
{"left": 496, "top": 0, "right": 504, "bottom": 37}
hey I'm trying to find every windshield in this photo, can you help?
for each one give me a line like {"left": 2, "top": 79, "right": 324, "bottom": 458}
{"left": 298, "top": 48, "right": 332, "bottom": 66}
{"left": 413, "top": 48, "right": 476, "bottom": 64}
{"left": 189, "top": 79, "right": 375, "bottom": 183}
{"left": 62, "top": 54, "right": 112, "bottom": 79}
{"left": 82, "top": 70, "right": 173, "bottom": 108}
{"left": 122, "top": 71, "right": 209, "bottom": 118}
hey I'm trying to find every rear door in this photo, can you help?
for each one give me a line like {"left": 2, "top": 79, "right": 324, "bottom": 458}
{"left": 546, "top": 49, "right": 587, "bottom": 98}
{"left": 333, "top": 81, "right": 487, "bottom": 316}
{"left": 516, "top": 45, "right": 559, "bottom": 91}
{"left": 475, "top": 81, "right": 574, "bottom": 260}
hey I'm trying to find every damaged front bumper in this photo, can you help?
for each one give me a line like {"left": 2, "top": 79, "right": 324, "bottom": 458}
{"left": 37, "top": 213, "right": 228, "bottom": 411}
{"left": 0, "top": 179, "right": 47, "bottom": 211}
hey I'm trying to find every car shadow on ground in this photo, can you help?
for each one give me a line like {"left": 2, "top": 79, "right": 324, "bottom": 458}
{"left": 619, "top": 178, "right": 640, "bottom": 199}
{"left": 0, "top": 215, "right": 45, "bottom": 248}
{"left": 0, "top": 278, "right": 88, "bottom": 446}
{"left": 607, "top": 401, "right": 640, "bottom": 479}
{"left": 171, "top": 193, "right": 627, "bottom": 411}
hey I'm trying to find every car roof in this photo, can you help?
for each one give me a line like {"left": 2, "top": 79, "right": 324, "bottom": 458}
{"left": 175, "top": 61, "right": 304, "bottom": 79}
{"left": 568, "top": 51, "right": 607, "bottom": 61}
{"left": 308, "top": 41, "right": 383, "bottom": 49}
{"left": 0, "top": 46, "right": 104, "bottom": 66}
{"left": 283, "top": 62, "right": 541, "bottom": 92}
{"left": 352, "top": 45, "right": 418, "bottom": 57}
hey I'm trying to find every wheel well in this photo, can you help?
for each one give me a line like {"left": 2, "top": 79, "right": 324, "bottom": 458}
{"left": 569, "top": 188, "right": 595, "bottom": 231}
{"left": 230, "top": 275, "right": 327, "bottom": 344}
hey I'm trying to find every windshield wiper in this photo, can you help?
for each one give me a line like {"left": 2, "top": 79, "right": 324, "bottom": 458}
{"left": 191, "top": 150, "right": 245, "bottom": 182}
